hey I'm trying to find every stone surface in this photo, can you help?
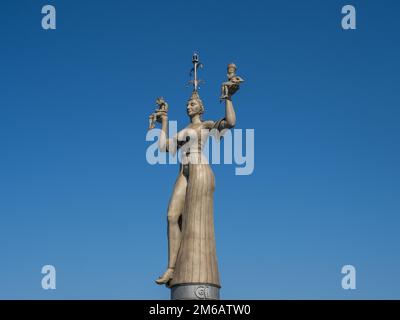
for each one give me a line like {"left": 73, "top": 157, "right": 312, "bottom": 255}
{"left": 171, "top": 284, "right": 220, "bottom": 300}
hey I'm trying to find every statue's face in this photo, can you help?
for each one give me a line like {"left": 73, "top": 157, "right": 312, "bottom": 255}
{"left": 228, "top": 67, "right": 235, "bottom": 74}
{"left": 187, "top": 99, "right": 202, "bottom": 117}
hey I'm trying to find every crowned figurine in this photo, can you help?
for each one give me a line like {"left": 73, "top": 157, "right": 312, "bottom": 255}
{"left": 220, "top": 63, "right": 244, "bottom": 101}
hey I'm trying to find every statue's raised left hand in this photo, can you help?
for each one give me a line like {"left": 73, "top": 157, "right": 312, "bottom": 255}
{"left": 227, "top": 82, "right": 240, "bottom": 97}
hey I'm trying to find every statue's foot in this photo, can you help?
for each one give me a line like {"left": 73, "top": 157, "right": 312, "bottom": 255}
{"left": 155, "top": 268, "right": 174, "bottom": 285}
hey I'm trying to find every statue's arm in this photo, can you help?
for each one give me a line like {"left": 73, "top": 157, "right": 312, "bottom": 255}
{"left": 223, "top": 97, "right": 236, "bottom": 129}
{"left": 208, "top": 97, "right": 236, "bottom": 132}
{"left": 158, "top": 115, "right": 170, "bottom": 152}
{"left": 158, "top": 115, "right": 179, "bottom": 155}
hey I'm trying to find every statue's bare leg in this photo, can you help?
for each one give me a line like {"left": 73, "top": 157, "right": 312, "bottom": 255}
{"left": 220, "top": 85, "right": 225, "bottom": 100}
{"left": 220, "top": 85, "right": 228, "bottom": 100}
{"left": 155, "top": 172, "right": 187, "bottom": 284}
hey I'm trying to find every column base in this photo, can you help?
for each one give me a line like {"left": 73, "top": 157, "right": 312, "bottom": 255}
{"left": 170, "top": 283, "right": 220, "bottom": 300}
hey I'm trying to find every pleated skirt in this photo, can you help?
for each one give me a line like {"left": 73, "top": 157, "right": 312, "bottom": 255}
{"left": 169, "top": 162, "right": 221, "bottom": 288}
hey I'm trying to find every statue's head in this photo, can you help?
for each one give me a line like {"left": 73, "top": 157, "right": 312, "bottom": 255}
{"left": 186, "top": 91, "right": 204, "bottom": 117}
{"left": 156, "top": 96, "right": 165, "bottom": 106}
{"left": 227, "top": 63, "right": 237, "bottom": 75}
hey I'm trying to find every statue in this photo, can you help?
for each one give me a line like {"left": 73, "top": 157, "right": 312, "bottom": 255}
{"left": 149, "top": 53, "right": 243, "bottom": 300}
{"left": 220, "top": 63, "right": 244, "bottom": 101}
{"left": 148, "top": 97, "right": 169, "bottom": 130}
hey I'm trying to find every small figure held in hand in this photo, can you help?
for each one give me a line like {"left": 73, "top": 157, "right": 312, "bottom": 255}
{"left": 220, "top": 63, "right": 244, "bottom": 101}
{"left": 148, "top": 97, "right": 169, "bottom": 130}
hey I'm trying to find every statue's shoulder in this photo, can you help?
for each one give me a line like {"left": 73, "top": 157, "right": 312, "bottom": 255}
{"left": 202, "top": 120, "right": 216, "bottom": 130}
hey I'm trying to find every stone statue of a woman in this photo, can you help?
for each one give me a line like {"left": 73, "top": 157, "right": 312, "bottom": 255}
{"left": 150, "top": 57, "right": 242, "bottom": 299}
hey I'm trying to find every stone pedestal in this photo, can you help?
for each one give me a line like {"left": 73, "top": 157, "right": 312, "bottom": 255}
{"left": 171, "top": 284, "right": 220, "bottom": 300}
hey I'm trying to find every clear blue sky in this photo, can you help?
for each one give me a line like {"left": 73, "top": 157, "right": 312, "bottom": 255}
{"left": 0, "top": 0, "right": 399, "bottom": 299}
